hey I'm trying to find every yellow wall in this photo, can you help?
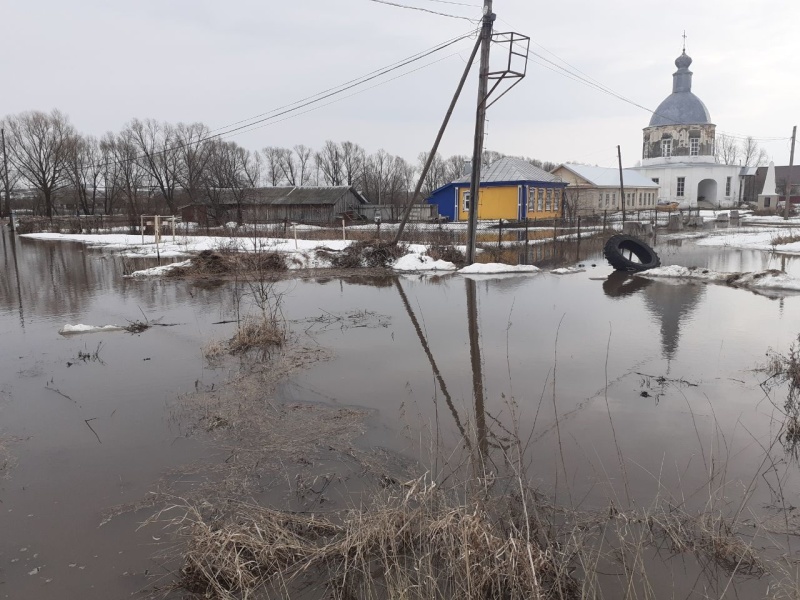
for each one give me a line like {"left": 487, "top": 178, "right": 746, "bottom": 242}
{"left": 457, "top": 186, "right": 519, "bottom": 221}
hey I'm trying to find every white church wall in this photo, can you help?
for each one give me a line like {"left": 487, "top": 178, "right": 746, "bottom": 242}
{"left": 633, "top": 164, "right": 740, "bottom": 208}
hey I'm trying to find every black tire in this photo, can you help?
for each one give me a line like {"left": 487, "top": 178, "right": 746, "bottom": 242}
{"left": 603, "top": 234, "right": 660, "bottom": 272}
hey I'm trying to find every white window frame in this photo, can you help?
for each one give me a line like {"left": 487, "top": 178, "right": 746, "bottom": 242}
{"left": 662, "top": 139, "right": 673, "bottom": 158}
{"left": 463, "top": 191, "right": 470, "bottom": 212}
{"left": 677, "top": 176, "right": 685, "bottom": 197}
{"left": 690, "top": 137, "right": 699, "bottom": 156}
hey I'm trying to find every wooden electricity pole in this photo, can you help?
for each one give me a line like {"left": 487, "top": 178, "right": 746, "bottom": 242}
{"left": 617, "top": 145, "right": 626, "bottom": 223}
{"left": 1, "top": 128, "right": 10, "bottom": 220}
{"left": 465, "top": 1, "right": 495, "bottom": 265}
{"left": 783, "top": 125, "right": 796, "bottom": 221}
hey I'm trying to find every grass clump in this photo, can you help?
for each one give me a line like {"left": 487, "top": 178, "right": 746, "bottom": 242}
{"left": 317, "top": 240, "right": 407, "bottom": 269}
{"left": 426, "top": 244, "right": 466, "bottom": 268}
{"left": 168, "top": 477, "right": 578, "bottom": 600}
{"left": 228, "top": 318, "right": 285, "bottom": 355}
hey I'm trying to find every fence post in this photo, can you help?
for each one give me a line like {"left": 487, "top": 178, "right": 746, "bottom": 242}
{"left": 603, "top": 210, "right": 607, "bottom": 232}
{"left": 342, "top": 218, "right": 346, "bottom": 241}
{"left": 577, "top": 215, "right": 581, "bottom": 241}
{"left": 524, "top": 217, "right": 529, "bottom": 246}
{"left": 293, "top": 223, "right": 298, "bottom": 249}
{"left": 553, "top": 219, "right": 557, "bottom": 243}
{"left": 498, "top": 219, "right": 502, "bottom": 248}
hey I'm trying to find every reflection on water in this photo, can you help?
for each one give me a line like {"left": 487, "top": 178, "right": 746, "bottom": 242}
{"left": 5, "top": 226, "right": 800, "bottom": 598}
{"left": 602, "top": 272, "right": 705, "bottom": 361}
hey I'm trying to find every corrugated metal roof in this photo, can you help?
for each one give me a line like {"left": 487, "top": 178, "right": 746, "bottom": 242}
{"left": 454, "top": 157, "right": 558, "bottom": 184}
{"left": 559, "top": 164, "right": 660, "bottom": 188}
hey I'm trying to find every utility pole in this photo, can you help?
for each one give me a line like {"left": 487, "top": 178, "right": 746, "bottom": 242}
{"left": 783, "top": 125, "right": 796, "bottom": 221}
{"left": 465, "top": 1, "right": 495, "bottom": 265}
{"left": 617, "top": 145, "right": 626, "bottom": 223}
{"left": 1, "top": 128, "right": 10, "bottom": 220}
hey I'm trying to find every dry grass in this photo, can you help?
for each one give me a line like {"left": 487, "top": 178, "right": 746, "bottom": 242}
{"left": 316, "top": 240, "right": 407, "bottom": 269}
{"left": 228, "top": 318, "right": 285, "bottom": 355}
{"left": 159, "top": 477, "right": 579, "bottom": 600}
{"left": 772, "top": 232, "right": 800, "bottom": 247}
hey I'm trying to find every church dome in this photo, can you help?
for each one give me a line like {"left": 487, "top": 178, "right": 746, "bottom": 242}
{"left": 648, "top": 51, "right": 711, "bottom": 127}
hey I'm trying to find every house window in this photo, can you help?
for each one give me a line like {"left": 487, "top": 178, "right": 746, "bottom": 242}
{"left": 463, "top": 192, "right": 470, "bottom": 212}
{"left": 527, "top": 186, "right": 535, "bottom": 212}
{"left": 605, "top": 193, "right": 610, "bottom": 207}
{"left": 612, "top": 193, "right": 617, "bottom": 207}
{"left": 690, "top": 138, "right": 699, "bottom": 156}
{"left": 545, "top": 188, "right": 552, "bottom": 211}
{"left": 638, "top": 192, "right": 642, "bottom": 206}
{"left": 662, "top": 139, "right": 673, "bottom": 158}
{"left": 537, "top": 188, "right": 543, "bottom": 211}
{"left": 677, "top": 177, "right": 685, "bottom": 197}
{"left": 553, "top": 190, "right": 560, "bottom": 212}
{"left": 725, "top": 177, "right": 732, "bottom": 196}
{"left": 598, "top": 193, "right": 603, "bottom": 208}
{"left": 652, "top": 178, "right": 659, "bottom": 185}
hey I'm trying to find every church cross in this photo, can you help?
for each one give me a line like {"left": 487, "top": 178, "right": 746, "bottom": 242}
{"left": 682, "top": 30, "right": 687, "bottom": 52}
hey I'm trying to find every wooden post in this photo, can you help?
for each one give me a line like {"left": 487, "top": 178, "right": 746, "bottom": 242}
{"left": 140, "top": 215, "right": 144, "bottom": 244}
{"left": 498, "top": 219, "right": 502, "bottom": 248}
{"left": 603, "top": 210, "right": 607, "bottom": 232}
{"left": 617, "top": 145, "right": 626, "bottom": 223}
{"left": 293, "top": 223, "right": 298, "bottom": 249}
{"left": 342, "top": 217, "right": 346, "bottom": 241}
{"left": 784, "top": 125, "right": 797, "bottom": 220}
{"left": 465, "top": 3, "right": 496, "bottom": 265}
{"left": 577, "top": 215, "right": 581, "bottom": 241}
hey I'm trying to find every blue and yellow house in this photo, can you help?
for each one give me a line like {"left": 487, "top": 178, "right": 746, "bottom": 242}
{"left": 427, "top": 157, "right": 567, "bottom": 221}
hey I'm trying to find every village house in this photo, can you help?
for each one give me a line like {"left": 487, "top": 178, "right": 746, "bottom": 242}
{"left": 551, "top": 163, "right": 660, "bottom": 217}
{"left": 427, "top": 157, "right": 567, "bottom": 222}
{"left": 181, "top": 186, "right": 369, "bottom": 225}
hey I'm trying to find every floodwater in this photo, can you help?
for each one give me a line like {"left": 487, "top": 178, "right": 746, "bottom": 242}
{"left": 2, "top": 225, "right": 800, "bottom": 598}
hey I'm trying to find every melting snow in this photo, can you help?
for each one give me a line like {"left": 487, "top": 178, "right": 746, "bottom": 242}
{"left": 458, "top": 263, "right": 540, "bottom": 275}
{"left": 59, "top": 324, "right": 126, "bottom": 335}
{"left": 639, "top": 266, "right": 800, "bottom": 292}
{"left": 127, "top": 260, "right": 192, "bottom": 278}
{"left": 392, "top": 254, "right": 457, "bottom": 272}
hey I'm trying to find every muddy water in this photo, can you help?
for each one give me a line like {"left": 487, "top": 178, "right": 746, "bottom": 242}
{"left": 3, "top": 226, "right": 800, "bottom": 598}
{"left": 0, "top": 229, "right": 238, "bottom": 598}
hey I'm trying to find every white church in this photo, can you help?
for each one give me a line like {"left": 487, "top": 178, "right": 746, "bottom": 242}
{"left": 632, "top": 49, "right": 741, "bottom": 208}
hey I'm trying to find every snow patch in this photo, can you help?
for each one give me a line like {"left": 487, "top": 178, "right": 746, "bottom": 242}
{"left": 59, "top": 324, "right": 126, "bottom": 335}
{"left": 551, "top": 266, "right": 585, "bottom": 275}
{"left": 392, "top": 254, "right": 457, "bottom": 272}
{"left": 459, "top": 263, "right": 540, "bottom": 275}
{"left": 126, "top": 260, "right": 192, "bottom": 278}
{"left": 639, "top": 266, "right": 800, "bottom": 292}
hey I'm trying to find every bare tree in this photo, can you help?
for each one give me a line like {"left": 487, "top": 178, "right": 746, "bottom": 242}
{"left": 3, "top": 109, "right": 76, "bottom": 217}
{"left": 262, "top": 146, "right": 284, "bottom": 186}
{"left": 418, "top": 151, "right": 447, "bottom": 198}
{"left": 715, "top": 133, "right": 739, "bottom": 165}
{"left": 99, "top": 132, "right": 124, "bottom": 215}
{"left": 126, "top": 119, "right": 180, "bottom": 213}
{"left": 444, "top": 154, "right": 469, "bottom": 182}
{"left": 315, "top": 141, "right": 343, "bottom": 186}
{"left": 0, "top": 129, "right": 21, "bottom": 215}
{"left": 66, "top": 135, "right": 104, "bottom": 214}
{"left": 243, "top": 149, "right": 263, "bottom": 188}
{"left": 293, "top": 144, "right": 313, "bottom": 186}
{"left": 742, "top": 136, "right": 769, "bottom": 168}
{"left": 114, "top": 130, "right": 149, "bottom": 224}
{"left": 276, "top": 147, "right": 297, "bottom": 185}
{"left": 340, "top": 141, "right": 365, "bottom": 186}
{"left": 174, "top": 122, "right": 212, "bottom": 205}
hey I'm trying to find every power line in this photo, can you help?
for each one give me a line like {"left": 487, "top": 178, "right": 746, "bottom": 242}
{"left": 366, "top": 0, "right": 478, "bottom": 21}
{"left": 59, "top": 31, "right": 476, "bottom": 181}
{"left": 220, "top": 52, "right": 464, "bottom": 139}
{"left": 208, "top": 31, "right": 475, "bottom": 136}
{"left": 422, "top": 0, "right": 480, "bottom": 6}
{"left": 499, "top": 39, "right": 789, "bottom": 143}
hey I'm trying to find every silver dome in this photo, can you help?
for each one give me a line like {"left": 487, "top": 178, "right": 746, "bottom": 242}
{"left": 648, "top": 51, "right": 711, "bottom": 127}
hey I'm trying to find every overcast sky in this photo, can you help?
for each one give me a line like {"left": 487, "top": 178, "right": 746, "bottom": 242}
{"left": 3, "top": 0, "right": 798, "bottom": 168}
